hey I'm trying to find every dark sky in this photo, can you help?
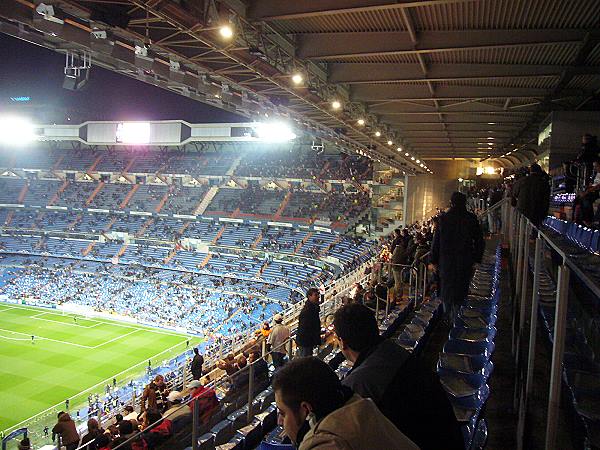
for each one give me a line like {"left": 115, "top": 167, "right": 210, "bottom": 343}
{"left": 0, "top": 33, "right": 244, "bottom": 124}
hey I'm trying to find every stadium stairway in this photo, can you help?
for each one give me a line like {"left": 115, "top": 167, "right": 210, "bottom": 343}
{"left": 87, "top": 155, "right": 103, "bottom": 173}
{"left": 48, "top": 180, "right": 69, "bottom": 206}
{"left": 16, "top": 182, "right": 29, "bottom": 204}
{"left": 294, "top": 232, "right": 312, "bottom": 254}
{"left": 195, "top": 186, "right": 220, "bottom": 216}
{"left": 273, "top": 192, "right": 292, "bottom": 219}
{"left": 85, "top": 181, "right": 105, "bottom": 206}
{"left": 119, "top": 184, "right": 140, "bottom": 209}
{"left": 155, "top": 186, "right": 174, "bottom": 213}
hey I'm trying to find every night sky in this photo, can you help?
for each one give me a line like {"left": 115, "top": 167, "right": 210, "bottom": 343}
{"left": 0, "top": 33, "right": 244, "bottom": 124}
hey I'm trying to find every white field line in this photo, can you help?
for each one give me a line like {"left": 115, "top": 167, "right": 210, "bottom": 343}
{"left": 0, "top": 305, "right": 18, "bottom": 312}
{"left": 0, "top": 328, "right": 93, "bottom": 349}
{"left": 0, "top": 302, "right": 189, "bottom": 338}
{"left": 91, "top": 329, "right": 139, "bottom": 349}
{"left": 2, "top": 335, "right": 191, "bottom": 435}
{"left": 30, "top": 311, "right": 49, "bottom": 318}
{"left": 29, "top": 315, "right": 103, "bottom": 329}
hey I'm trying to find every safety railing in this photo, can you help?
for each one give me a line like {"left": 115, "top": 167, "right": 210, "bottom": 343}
{"left": 500, "top": 200, "right": 600, "bottom": 450}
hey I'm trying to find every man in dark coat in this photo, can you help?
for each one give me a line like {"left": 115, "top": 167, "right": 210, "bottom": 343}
{"left": 334, "top": 304, "right": 464, "bottom": 450}
{"left": 431, "top": 191, "right": 485, "bottom": 323}
{"left": 190, "top": 347, "right": 204, "bottom": 380}
{"left": 295, "top": 287, "right": 321, "bottom": 357}
{"left": 512, "top": 163, "right": 551, "bottom": 228}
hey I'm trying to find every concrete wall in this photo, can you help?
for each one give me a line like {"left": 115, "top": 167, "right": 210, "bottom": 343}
{"left": 404, "top": 160, "right": 474, "bottom": 223}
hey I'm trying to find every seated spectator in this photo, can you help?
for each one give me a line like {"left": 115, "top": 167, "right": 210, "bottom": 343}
{"left": 117, "top": 419, "right": 147, "bottom": 450}
{"left": 52, "top": 412, "right": 80, "bottom": 450}
{"left": 217, "top": 354, "right": 237, "bottom": 375}
{"left": 272, "top": 357, "right": 418, "bottom": 450}
{"left": 333, "top": 303, "right": 464, "bottom": 450}
{"left": 94, "top": 434, "right": 112, "bottom": 450}
{"left": 141, "top": 408, "right": 172, "bottom": 448}
{"left": 186, "top": 380, "right": 219, "bottom": 424}
{"left": 122, "top": 405, "right": 138, "bottom": 422}
{"left": 81, "top": 418, "right": 105, "bottom": 450}
{"left": 164, "top": 391, "right": 191, "bottom": 431}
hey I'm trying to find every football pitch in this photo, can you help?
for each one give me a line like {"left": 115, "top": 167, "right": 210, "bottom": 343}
{"left": 0, "top": 303, "right": 203, "bottom": 434}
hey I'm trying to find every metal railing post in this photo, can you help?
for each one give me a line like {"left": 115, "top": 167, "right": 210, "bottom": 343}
{"left": 191, "top": 397, "right": 200, "bottom": 450}
{"left": 519, "top": 221, "right": 531, "bottom": 338}
{"left": 247, "top": 363, "right": 255, "bottom": 424}
{"left": 545, "top": 262, "right": 570, "bottom": 450}
{"left": 526, "top": 236, "right": 543, "bottom": 399}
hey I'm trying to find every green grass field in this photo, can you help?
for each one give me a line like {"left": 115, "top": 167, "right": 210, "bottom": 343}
{"left": 0, "top": 303, "right": 202, "bottom": 435}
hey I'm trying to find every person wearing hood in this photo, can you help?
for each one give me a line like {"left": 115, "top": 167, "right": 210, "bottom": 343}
{"left": 52, "top": 412, "right": 80, "bottom": 450}
{"left": 272, "top": 357, "right": 418, "bottom": 450}
{"left": 431, "top": 191, "right": 485, "bottom": 323}
{"left": 334, "top": 303, "right": 464, "bottom": 450}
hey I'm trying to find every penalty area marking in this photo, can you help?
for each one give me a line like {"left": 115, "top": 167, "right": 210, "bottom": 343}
{"left": 0, "top": 328, "right": 93, "bottom": 348}
{"left": 29, "top": 312, "right": 103, "bottom": 329}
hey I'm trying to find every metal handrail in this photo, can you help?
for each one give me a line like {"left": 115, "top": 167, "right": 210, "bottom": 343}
{"left": 501, "top": 202, "right": 600, "bottom": 450}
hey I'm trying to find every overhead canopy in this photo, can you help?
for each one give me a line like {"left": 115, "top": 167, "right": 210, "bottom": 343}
{"left": 1, "top": 0, "right": 598, "bottom": 169}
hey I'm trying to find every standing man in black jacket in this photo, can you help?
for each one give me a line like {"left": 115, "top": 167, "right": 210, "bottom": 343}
{"left": 334, "top": 304, "right": 464, "bottom": 450}
{"left": 431, "top": 191, "right": 485, "bottom": 324}
{"left": 190, "top": 347, "right": 204, "bottom": 380}
{"left": 295, "top": 287, "right": 321, "bottom": 357}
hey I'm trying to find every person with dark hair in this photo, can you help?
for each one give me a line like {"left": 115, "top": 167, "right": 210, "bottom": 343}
{"left": 295, "top": 288, "right": 321, "bottom": 357}
{"left": 94, "top": 434, "right": 112, "bottom": 450}
{"left": 190, "top": 347, "right": 204, "bottom": 380}
{"left": 52, "top": 412, "right": 80, "bottom": 450}
{"left": 81, "top": 418, "right": 105, "bottom": 450}
{"left": 512, "top": 163, "right": 551, "bottom": 228}
{"left": 431, "top": 191, "right": 485, "bottom": 323}
{"left": 17, "top": 437, "right": 31, "bottom": 450}
{"left": 273, "top": 357, "right": 418, "bottom": 450}
{"left": 334, "top": 304, "right": 464, "bottom": 450}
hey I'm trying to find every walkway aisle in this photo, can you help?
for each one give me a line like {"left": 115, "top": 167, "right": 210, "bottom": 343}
{"left": 420, "top": 236, "right": 518, "bottom": 450}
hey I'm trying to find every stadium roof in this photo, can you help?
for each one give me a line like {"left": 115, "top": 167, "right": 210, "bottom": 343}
{"left": 1, "top": 0, "right": 599, "bottom": 169}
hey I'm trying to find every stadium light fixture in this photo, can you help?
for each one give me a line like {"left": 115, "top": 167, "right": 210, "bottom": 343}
{"left": 416, "top": 159, "right": 420, "bottom": 163}
{"left": 254, "top": 121, "right": 297, "bottom": 142}
{"left": 291, "top": 73, "right": 303, "bottom": 85}
{"left": 404, "top": 152, "right": 410, "bottom": 156}
{"left": 375, "top": 131, "right": 381, "bottom": 137}
{"left": 387, "top": 140, "right": 393, "bottom": 146}
{"left": 116, "top": 122, "right": 150, "bottom": 144}
{"left": 357, "top": 118, "right": 365, "bottom": 126}
{"left": 331, "top": 100, "right": 342, "bottom": 110}
{"left": 0, "top": 116, "right": 36, "bottom": 145}
{"left": 396, "top": 147, "right": 402, "bottom": 152}
{"left": 219, "top": 24, "right": 234, "bottom": 39}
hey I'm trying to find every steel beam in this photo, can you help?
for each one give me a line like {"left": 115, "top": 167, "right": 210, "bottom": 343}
{"left": 297, "top": 29, "right": 593, "bottom": 60}
{"left": 247, "top": 0, "right": 469, "bottom": 21}
{"left": 352, "top": 85, "right": 576, "bottom": 101}
{"left": 329, "top": 63, "right": 599, "bottom": 84}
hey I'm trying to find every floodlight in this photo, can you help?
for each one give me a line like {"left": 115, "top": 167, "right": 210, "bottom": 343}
{"left": 291, "top": 73, "right": 303, "bottom": 85}
{"left": 254, "top": 122, "right": 297, "bottom": 142}
{"left": 219, "top": 24, "right": 234, "bottom": 39}
{"left": 410, "top": 156, "right": 415, "bottom": 161}
{"left": 116, "top": 122, "right": 150, "bottom": 144}
{"left": 375, "top": 131, "right": 381, "bottom": 137}
{"left": 0, "top": 117, "right": 36, "bottom": 145}
{"left": 404, "top": 152, "right": 410, "bottom": 156}
{"left": 357, "top": 118, "right": 365, "bottom": 126}
{"left": 331, "top": 100, "right": 341, "bottom": 110}
{"left": 387, "top": 140, "right": 393, "bottom": 146}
